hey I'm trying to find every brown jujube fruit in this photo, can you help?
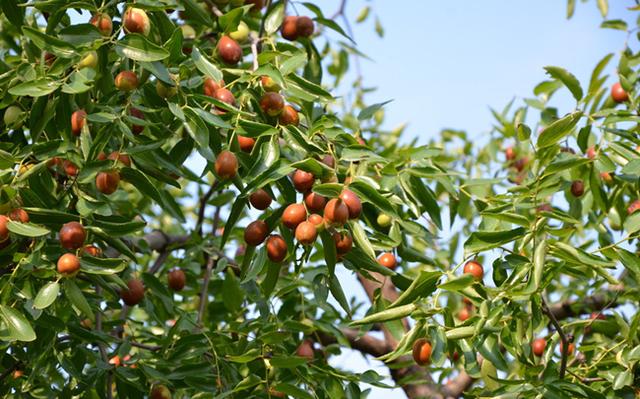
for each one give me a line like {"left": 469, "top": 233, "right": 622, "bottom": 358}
{"left": 90, "top": 13, "right": 113, "bottom": 36}
{"left": 324, "top": 198, "right": 349, "bottom": 225}
{"left": 71, "top": 109, "right": 87, "bottom": 136}
{"left": 57, "top": 253, "right": 81, "bottom": 274}
{"left": 628, "top": 199, "right": 640, "bottom": 215}
{"left": 82, "top": 245, "right": 102, "bottom": 257}
{"left": 296, "top": 16, "right": 315, "bottom": 37}
{"left": 281, "top": 16, "right": 298, "bottom": 41}
{"left": 150, "top": 385, "right": 171, "bottom": 399}
{"left": 123, "top": 8, "right": 150, "bottom": 35}
{"left": 282, "top": 203, "right": 306, "bottom": 229}
{"left": 250, "top": 189, "right": 272, "bottom": 210}
{"left": 279, "top": 105, "right": 299, "bottom": 126}
{"left": 217, "top": 36, "right": 242, "bottom": 65}
{"left": 203, "top": 77, "right": 224, "bottom": 97}
{"left": 463, "top": 260, "right": 484, "bottom": 280}
{"left": 59, "top": 221, "right": 86, "bottom": 250}
{"left": 215, "top": 151, "right": 238, "bottom": 179}
{"left": 108, "top": 151, "right": 131, "bottom": 167}
{"left": 412, "top": 338, "right": 432, "bottom": 366}
{"left": 570, "top": 180, "right": 584, "bottom": 197}
{"left": 295, "top": 221, "right": 317, "bottom": 245}
{"left": 168, "top": 268, "right": 186, "bottom": 291}
{"left": 532, "top": 338, "right": 546, "bottom": 357}
{"left": 260, "top": 92, "right": 285, "bottom": 117}
{"left": 333, "top": 231, "right": 353, "bottom": 254}
{"left": 115, "top": 71, "right": 138, "bottom": 91}
{"left": 296, "top": 340, "right": 314, "bottom": 360}
{"left": 377, "top": 252, "right": 397, "bottom": 269}
{"left": 292, "top": 169, "right": 315, "bottom": 192}
{"left": 213, "top": 88, "right": 236, "bottom": 114}
{"left": 304, "top": 191, "right": 326, "bottom": 213}
{"left": 266, "top": 235, "right": 287, "bottom": 262}
{"left": 244, "top": 220, "right": 269, "bottom": 246}
{"left": 339, "top": 189, "right": 362, "bottom": 219}
{"left": 96, "top": 170, "right": 120, "bottom": 195}
{"left": 63, "top": 160, "right": 79, "bottom": 177}
{"left": 307, "top": 213, "right": 324, "bottom": 228}
{"left": 130, "top": 108, "right": 144, "bottom": 134}
{"left": 121, "top": 279, "right": 145, "bottom": 306}
{"left": 238, "top": 135, "right": 255, "bottom": 153}
{"left": 8, "top": 208, "right": 29, "bottom": 223}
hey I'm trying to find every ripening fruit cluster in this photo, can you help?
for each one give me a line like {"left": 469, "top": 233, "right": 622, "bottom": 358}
{"left": 0, "top": 208, "right": 30, "bottom": 250}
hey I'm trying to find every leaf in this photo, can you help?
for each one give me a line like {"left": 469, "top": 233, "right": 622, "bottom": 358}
{"left": 22, "top": 26, "right": 77, "bottom": 57}
{"left": 6, "top": 221, "right": 50, "bottom": 237}
{"left": 536, "top": 111, "right": 582, "bottom": 148}
{"left": 567, "top": 0, "right": 576, "bottom": 18}
{"left": 348, "top": 180, "right": 398, "bottom": 218}
{"left": 119, "top": 167, "right": 163, "bottom": 205}
{"left": 79, "top": 256, "right": 127, "bottom": 275}
{"left": 264, "top": 2, "right": 285, "bottom": 35}
{"left": 0, "top": 305, "right": 36, "bottom": 342}
{"left": 358, "top": 100, "right": 392, "bottom": 121}
{"left": 390, "top": 271, "right": 441, "bottom": 308}
{"left": 544, "top": 66, "right": 583, "bottom": 102}
{"left": 350, "top": 304, "right": 416, "bottom": 326}
{"left": 601, "top": 19, "right": 627, "bottom": 30}
{"left": 191, "top": 47, "right": 223, "bottom": 82}
{"left": 464, "top": 228, "right": 526, "bottom": 254}
{"left": 438, "top": 274, "right": 476, "bottom": 291}
{"left": 9, "top": 79, "right": 61, "bottom": 97}
{"left": 2, "top": 0, "right": 24, "bottom": 29}
{"left": 115, "top": 34, "right": 169, "bottom": 62}
{"left": 597, "top": 0, "right": 608, "bottom": 18}
{"left": 182, "top": 0, "right": 213, "bottom": 25}
{"left": 329, "top": 273, "right": 350, "bottom": 315}
{"left": 319, "top": 230, "right": 337, "bottom": 275}
{"left": 33, "top": 282, "right": 59, "bottom": 310}
{"left": 63, "top": 279, "right": 94, "bottom": 320}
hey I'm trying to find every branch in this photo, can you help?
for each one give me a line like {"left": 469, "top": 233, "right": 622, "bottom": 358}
{"left": 542, "top": 297, "right": 568, "bottom": 379}
{"left": 197, "top": 257, "right": 216, "bottom": 325}
{"left": 196, "top": 181, "right": 219, "bottom": 237}
{"left": 316, "top": 328, "right": 389, "bottom": 358}
{"left": 202, "top": 0, "right": 224, "bottom": 17}
{"left": 249, "top": 32, "right": 260, "bottom": 71}
{"left": 95, "top": 286, "right": 113, "bottom": 399}
{"left": 548, "top": 290, "right": 620, "bottom": 320}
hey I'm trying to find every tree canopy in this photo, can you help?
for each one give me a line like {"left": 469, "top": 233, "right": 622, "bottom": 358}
{"left": 0, "top": 0, "right": 639, "bottom": 398}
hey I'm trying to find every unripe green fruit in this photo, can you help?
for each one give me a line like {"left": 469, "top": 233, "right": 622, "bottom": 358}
{"left": 78, "top": 51, "right": 98, "bottom": 69}
{"left": 4, "top": 106, "right": 24, "bottom": 128}
{"left": 229, "top": 21, "right": 249, "bottom": 42}
{"left": 377, "top": 214, "right": 392, "bottom": 227}
{"left": 156, "top": 81, "right": 177, "bottom": 98}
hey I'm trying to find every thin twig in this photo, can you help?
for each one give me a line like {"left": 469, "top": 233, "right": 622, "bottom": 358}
{"left": 249, "top": 32, "right": 260, "bottom": 71}
{"left": 148, "top": 251, "right": 170, "bottom": 275}
{"left": 202, "top": 0, "right": 224, "bottom": 17}
{"left": 542, "top": 297, "right": 568, "bottom": 379}
{"left": 95, "top": 287, "right": 113, "bottom": 399}
{"left": 196, "top": 181, "right": 219, "bottom": 237}
{"left": 256, "top": 0, "right": 272, "bottom": 52}
{"left": 197, "top": 257, "right": 216, "bottom": 325}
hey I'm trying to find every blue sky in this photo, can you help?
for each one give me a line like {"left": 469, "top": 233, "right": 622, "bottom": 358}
{"left": 321, "top": 1, "right": 634, "bottom": 397}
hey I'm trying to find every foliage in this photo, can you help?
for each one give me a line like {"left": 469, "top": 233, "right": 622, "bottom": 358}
{"left": 0, "top": 0, "right": 639, "bottom": 398}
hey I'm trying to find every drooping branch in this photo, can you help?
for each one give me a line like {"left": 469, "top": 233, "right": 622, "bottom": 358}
{"left": 316, "top": 328, "right": 389, "bottom": 358}
{"left": 542, "top": 297, "right": 568, "bottom": 379}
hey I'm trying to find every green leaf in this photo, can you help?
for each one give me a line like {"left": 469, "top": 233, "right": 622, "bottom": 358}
{"left": 350, "top": 304, "right": 416, "bottom": 326}
{"left": 33, "top": 282, "right": 59, "bottom": 310}
{"left": 6, "top": 221, "right": 50, "bottom": 237}
{"left": 329, "top": 273, "right": 350, "bottom": 315}
{"left": 319, "top": 230, "right": 337, "bottom": 275}
{"left": 115, "top": 33, "right": 169, "bottom": 62}
{"left": 119, "top": 167, "right": 164, "bottom": 205}
{"left": 63, "top": 279, "right": 94, "bottom": 320}
{"left": 182, "top": 0, "right": 213, "bottom": 26}
{"left": 358, "top": 100, "right": 392, "bottom": 121}
{"left": 2, "top": 0, "right": 24, "bottom": 29}
{"left": 0, "top": 305, "right": 36, "bottom": 342}
{"left": 192, "top": 47, "right": 223, "bottom": 82}
{"left": 597, "top": 0, "right": 608, "bottom": 18}
{"left": 536, "top": 111, "right": 582, "bottom": 148}
{"left": 22, "top": 26, "right": 77, "bottom": 57}
{"left": 438, "top": 274, "right": 476, "bottom": 291}
{"left": 390, "top": 271, "right": 441, "bottom": 308}
{"left": 348, "top": 180, "right": 398, "bottom": 218}
{"left": 601, "top": 19, "right": 627, "bottom": 30}
{"left": 264, "top": 2, "right": 285, "bottom": 35}
{"left": 544, "top": 66, "right": 583, "bottom": 102}
{"left": 79, "top": 256, "right": 127, "bottom": 275}
{"left": 9, "top": 79, "right": 61, "bottom": 97}
{"left": 273, "top": 383, "right": 314, "bottom": 399}
{"left": 464, "top": 228, "right": 526, "bottom": 254}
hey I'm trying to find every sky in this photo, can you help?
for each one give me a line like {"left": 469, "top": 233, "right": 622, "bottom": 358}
{"left": 318, "top": 1, "right": 635, "bottom": 398}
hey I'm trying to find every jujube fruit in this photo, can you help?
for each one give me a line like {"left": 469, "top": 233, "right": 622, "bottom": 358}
{"left": 532, "top": 338, "right": 546, "bottom": 357}
{"left": 78, "top": 51, "right": 98, "bottom": 69}
{"left": 412, "top": 338, "right": 432, "bottom": 366}
{"left": 156, "top": 81, "right": 177, "bottom": 98}
{"left": 628, "top": 199, "right": 640, "bottom": 215}
{"left": 339, "top": 189, "right": 362, "bottom": 219}
{"left": 123, "top": 7, "right": 150, "bottom": 36}
{"left": 3, "top": 105, "right": 24, "bottom": 128}
{"left": 505, "top": 147, "right": 515, "bottom": 161}
{"left": 296, "top": 340, "right": 314, "bottom": 360}
{"left": 63, "top": 160, "right": 79, "bottom": 177}
{"left": 167, "top": 268, "right": 186, "bottom": 291}
{"left": 266, "top": 235, "right": 287, "bottom": 262}
{"left": 213, "top": 88, "right": 236, "bottom": 113}
{"left": 214, "top": 151, "right": 238, "bottom": 179}
{"left": 559, "top": 342, "right": 575, "bottom": 356}
{"left": 307, "top": 213, "right": 324, "bottom": 229}
{"left": 377, "top": 214, "right": 392, "bottom": 227}
{"left": 57, "top": 253, "right": 81, "bottom": 275}
{"left": 333, "top": 231, "right": 353, "bottom": 255}
{"left": 238, "top": 135, "right": 255, "bottom": 153}
{"left": 570, "top": 180, "right": 584, "bottom": 197}
{"left": 611, "top": 82, "right": 629, "bottom": 103}
{"left": 107, "top": 151, "right": 131, "bottom": 167}
{"left": 217, "top": 36, "right": 242, "bottom": 65}
{"left": 261, "top": 76, "right": 281, "bottom": 92}
{"left": 115, "top": 71, "right": 139, "bottom": 91}
{"left": 295, "top": 221, "right": 317, "bottom": 245}
{"left": 71, "top": 109, "right": 87, "bottom": 136}
{"left": 304, "top": 191, "right": 326, "bottom": 213}
{"left": 458, "top": 307, "right": 471, "bottom": 321}
{"left": 377, "top": 252, "right": 397, "bottom": 270}
{"left": 82, "top": 245, "right": 102, "bottom": 257}
{"left": 250, "top": 189, "right": 272, "bottom": 210}
{"left": 96, "top": 170, "right": 120, "bottom": 195}
{"left": 204, "top": 77, "right": 223, "bottom": 97}
{"left": 296, "top": 16, "right": 315, "bottom": 37}
{"left": 1, "top": 215, "right": 13, "bottom": 241}
{"left": 90, "top": 13, "right": 113, "bottom": 36}
{"left": 260, "top": 92, "right": 285, "bottom": 117}
{"left": 130, "top": 108, "right": 144, "bottom": 134}
{"left": 229, "top": 21, "right": 249, "bottom": 42}
{"left": 281, "top": 16, "right": 298, "bottom": 41}
{"left": 292, "top": 169, "right": 315, "bottom": 192}
{"left": 244, "top": 220, "right": 269, "bottom": 246}
{"left": 59, "top": 221, "right": 86, "bottom": 250}
{"left": 150, "top": 385, "right": 172, "bottom": 399}
{"left": 282, "top": 203, "right": 307, "bottom": 229}
{"left": 324, "top": 198, "right": 349, "bottom": 225}
{"left": 120, "top": 279, "right": 145, "bottom": 306}
{"left": 8, "top": 208, "right": 29, "bottom": 223}
{"left": 463, "top": 260, "right": 484, "bottom": 280}
{"left": 279, "top": 105, "right": 299, "bottom": 126}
